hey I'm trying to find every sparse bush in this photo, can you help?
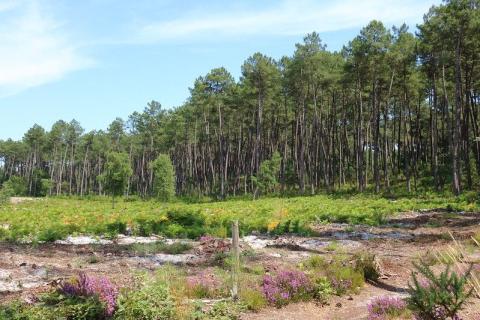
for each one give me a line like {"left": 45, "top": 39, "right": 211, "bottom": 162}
{"left": 240, "top": 288, "right": 267, "bottom": 312}
{"left": 325, "top": 241, "right": 340, "bottom": 252}
{"left": 407, "top": 261, "right": 473, "bottom": 320}
{"left": 186, "top": 269, "right": 227, "bottom": 298}
{"left": 354, "top": 251, "right": 380, "bottom": 282}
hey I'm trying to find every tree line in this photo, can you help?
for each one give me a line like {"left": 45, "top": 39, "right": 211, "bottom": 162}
{"left": 1, "top": 0, "right": 479, "bottom": 199}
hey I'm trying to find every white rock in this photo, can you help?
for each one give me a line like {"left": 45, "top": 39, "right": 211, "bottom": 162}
{"left": 55, "top": 236, "right": 112, "bottom": 245}
{"left": 242, "top": 235, "right": 274, "bottom": 249}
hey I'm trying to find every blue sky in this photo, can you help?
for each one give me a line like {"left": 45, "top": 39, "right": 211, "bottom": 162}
{"left": 0, "top": 0, "right": 440, "bottom": 140}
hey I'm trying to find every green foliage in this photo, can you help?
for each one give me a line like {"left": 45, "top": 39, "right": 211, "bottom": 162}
{"left": 252, "top": 152, "right": 281, "bottom": 196}
{"left": 302, "top": 255, "right": 364, "bottom": 295}
{"left": 328, "top": 264, "right": 364, "bottom": 295}
{"left": 115, "top": 280, "right": 175, "bottom": 320}
{"left": 407, "top": 261, "right": 473, "bottom": 319}
{"left": 311, "top": 276, "right": 334, "bottom": 304}
{"left": 98, "top": 152, "right": 132, "bottom": 207}
{"left": 150, "top": 154, "right": 176, "bottom": 201}
{"left": 38, "top": 179, "right": 53, "bottom": 197}
{"left": 0, "top": 294, "right": 106, "bottom": 320}
{"left": 2, "top": 176, "right": 27, "bottom": 197}
{"left": 239, "top": 288, "right": 267, "bottom": 312}
{"left": 0, "top": 301, "right": 32, "bottom": 320}
{"left": 0, "top": 192, "right": 477, "bottom": 242}
{"left": 37, "top": 226, "right": 70, "bottom": 242}
{"left": 127, "top": 241, "right": 192, "bottom": 256}
{"left": 0, "top": 187, "right": 10, "bottom": 204}
{"left": 353, "top": 251, "right": 380, "bottom": 282}
{"left": 190, "top": 301, "right": 245, "bottom": 320}
{"left": 0, "top": 1, "right": 480, "bottom": 200}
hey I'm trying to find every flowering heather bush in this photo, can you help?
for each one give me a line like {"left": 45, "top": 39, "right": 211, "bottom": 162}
{"left": 262, "top": 269, "right": 313, "bottom": 307}
{"left": 186, "top": 269, "right": 226, "bottom": 298}
{"left": 367, "top": 296, "right": 408, "bottom": 320}
{"left": 59, "top": 273, "right": 118, "bottom": 317}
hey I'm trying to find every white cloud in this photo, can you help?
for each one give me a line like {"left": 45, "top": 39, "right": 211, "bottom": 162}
{"left": 0, "top": 1, "right": 92, "bottom": 97}
{"left": 137, "top": 0, "right": 437, "bottom": 42}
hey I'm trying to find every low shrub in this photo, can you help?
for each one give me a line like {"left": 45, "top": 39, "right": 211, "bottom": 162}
{"left": 302, "top": 255, "right": 327, "bottom": 269}
{"left": 37, "top": 227, "right": 68, "bottom": 242}
{"left": 407, "top": 261, "right": 473, "bottom": 320}
{"left": 0, "top": 301, "right": 54, "bottom": 320}
{"left": 0, "top": 295, "right": 107, "bottom": 320}
{"left": 127, "top": 241, "right": 192, "bottom": 256}
{"left": 105, "top": 221, "right": 127, "bottom": 237}
{"left": 302, "top": 255, "right": 364, "bottom": 295}
{"left": 115, "top": 280, "right": 175, "bottom": 320}
{"left": 367, "top": 296, "right": 409, "bottom": 320}
{"left": 311, "top": 276, "right": 334, "bottom": 304}
{"left": 240, "top": 288, "right": 267, "bottom": 312}
{"left": 325, "top": 241, "right": 340, "bottom": 252}
{"left": 354, "top": 251, "right": 380, "bottom": 282}
{"left": 262, "top": 269, "right": 313, "bottom": 307}
{"left": 163, "top": 242, "right": 193, "bottom": 254}
{"left": 48, "top": 296, "right": 105, "bottom": 320}
{"left": 190, "top": 301, "right": 245, "bottom": 320}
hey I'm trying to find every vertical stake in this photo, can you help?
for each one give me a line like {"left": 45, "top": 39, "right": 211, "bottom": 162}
{"left": 232, "top": 220, "right": 240, "bottom": 301}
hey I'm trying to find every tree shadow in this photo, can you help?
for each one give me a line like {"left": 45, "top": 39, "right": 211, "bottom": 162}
{"left": 368, "top": 279, "right": 409, "bottom": 294}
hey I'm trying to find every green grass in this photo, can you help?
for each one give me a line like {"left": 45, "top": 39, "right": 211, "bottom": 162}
{"left": 127, "top": 241, "right": 193, "bottom": 255}
{"left": 0, "top": 191, "right": 478, "bottom": 242}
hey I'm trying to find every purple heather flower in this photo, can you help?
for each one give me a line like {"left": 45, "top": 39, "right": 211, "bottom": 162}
{"left": 186, "top": 268, "right": 223, "bottom": 297}
{"left": 262, "top": 269, "right": 312, "bottom": 307}
{"left": 58, "top": 273, "right": 118, "bottom": 317}
{"left": 367, "top": 296, "right": 407, "bottom": 320}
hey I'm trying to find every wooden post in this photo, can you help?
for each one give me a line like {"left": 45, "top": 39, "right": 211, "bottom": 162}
{"left": 231, "top": 220, "right": 240, "bottom": 301}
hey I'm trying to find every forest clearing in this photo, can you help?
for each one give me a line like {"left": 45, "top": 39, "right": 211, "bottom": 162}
{"left": 1, "top": 194, "right": 480, "bottom": 319}
{"left": 2, "top": 0, "right": 480, "bottom": 318}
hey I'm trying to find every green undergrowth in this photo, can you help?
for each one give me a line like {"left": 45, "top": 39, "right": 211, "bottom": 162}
{"left": 126, "top": 241, "right": 193, "bottom": 256}
{"left": 0, "top": 191, "right": 478, "bottom": 242}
